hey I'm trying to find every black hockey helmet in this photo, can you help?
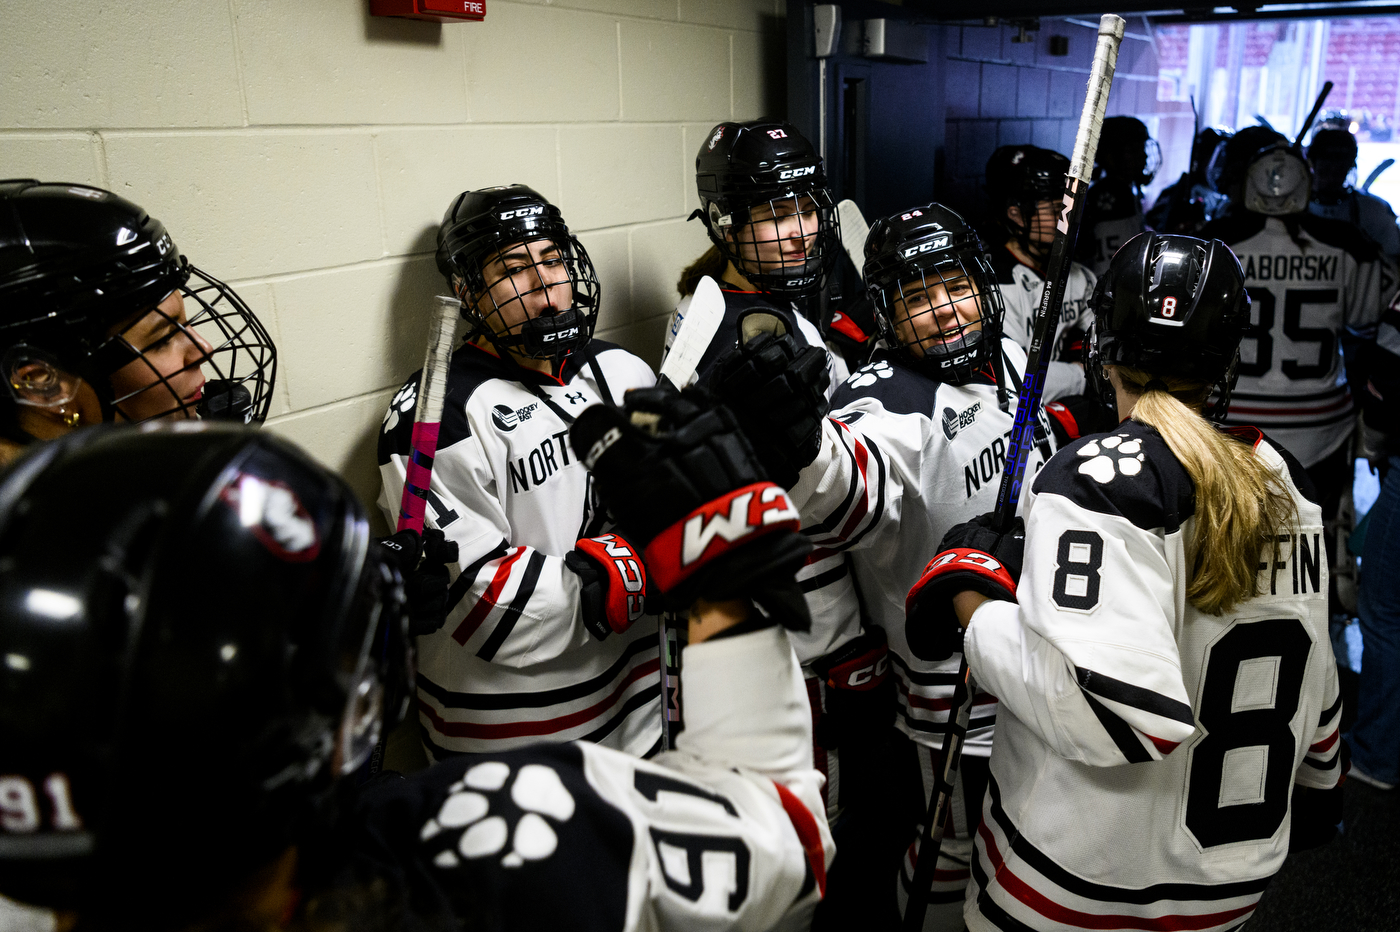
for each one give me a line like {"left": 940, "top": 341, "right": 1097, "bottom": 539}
{"left": 1087, "top": 232, "right": 1249, "bottom": 421}
{"left": 1189, "top": 127, "right": 1229, "bottom": 178}
{"left": 437, "top": 184, "right": 600, "bottom": 359}
{"left": 1096, "top": 117, "right": 1162, "bottom": 187}
{"left": 1207, "top": 126, "right": 1309, "bottom": 216}
{"left": 1306, "top": 127, "right": 1360, "bottom": 201}
{"left": 692, "top": 120, "right": 840, "bottom": 296}
{"left": 985, "top": 145, "right": 1070, "bottom": 251}
{"left": 863, "top": 203, "right": 1005, "bottom": 385}
{"left": 0, "top": 425, "right": 410, "bottom": 920}
{"left": 0, "top": 180, "right": 277, "bottom": 432}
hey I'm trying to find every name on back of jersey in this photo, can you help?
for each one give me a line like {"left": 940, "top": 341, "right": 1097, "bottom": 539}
{"left": 1241, "top": 253, "right": 1339, "bottom": 283}
{"left": 1257, "top": 531, "right": 1325, "bottom": 598}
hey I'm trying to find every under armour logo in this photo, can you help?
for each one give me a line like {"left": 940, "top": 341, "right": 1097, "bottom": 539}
{"left": 564, "top": 392, "right": 587, "bottom": 405}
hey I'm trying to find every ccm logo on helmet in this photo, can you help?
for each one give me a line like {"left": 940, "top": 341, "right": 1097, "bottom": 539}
{"left": 542, "top": 327, "right": 580, "bottom": 343}
{"left": 498, "top": 206, "right": 545, "bottom": 221}
{"left": 779, "top": 166, "right": 817, "bottom": 180}
{"left": 900, "top": 234, "right": 951, "bottom": 258}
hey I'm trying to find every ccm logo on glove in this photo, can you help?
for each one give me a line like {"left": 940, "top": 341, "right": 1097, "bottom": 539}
{"left": 569, "top": 533, "right": 649, "bottom": 640}
{"left": 645, "top": 482, "right": 800, "bottom": 591}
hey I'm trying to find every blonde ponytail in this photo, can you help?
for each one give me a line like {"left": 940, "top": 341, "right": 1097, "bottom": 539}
{"left": 1112, "top": 366, "right": 1297, "bottom": 616}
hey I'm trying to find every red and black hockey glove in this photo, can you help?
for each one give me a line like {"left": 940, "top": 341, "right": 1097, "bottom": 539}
{"left": 905, "top": 514, "right": 1024, "bottom": 662}
{"left": 1044, "top": 393, "right": 1118, "bottom": 446}
{"left": 374, "top": 527, "right": 460, "bottom": 636}
{"left": 569, "top": 382, "right": 813, "bottom": 629}
{"left": 565, "top": 531, "right": 650, "bottom": 641}
{"left": 705, "top": 310, "right": 831, "bottom": 490}
{"left": 810, "top": 628, "right": 895, "bottom": 750}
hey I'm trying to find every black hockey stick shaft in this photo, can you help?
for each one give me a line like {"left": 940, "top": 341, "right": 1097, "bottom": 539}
{"left": 993, "top": 14, "right": 1125, "bottom": 534}
{"left": 1294, "top": 80, "right": 1334, "bottom": 148}
{"left": 903, "top": 16, "right": 1125, "bottom": 932}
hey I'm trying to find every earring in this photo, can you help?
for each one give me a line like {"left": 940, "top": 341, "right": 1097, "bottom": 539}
{"left": 58, "top": 406, "right": 80, "bottom": 428}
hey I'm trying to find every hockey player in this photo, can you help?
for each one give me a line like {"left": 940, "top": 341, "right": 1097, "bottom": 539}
{"left": 983, "top": 146, "right": 1097, "bottom": 410}
{"left": 1147, "top": 127, "right": 1229, "bottom": 235}
{"left": 0, "top": 179, "right": 277, "bottom": 462}
{"left": 670, "top": 120, "right": 883, "bottom": 831}
{"left": 378, "top": 185, "right": 661, "bottom": 760}
{"left": 1199, "top": 127, "right": 1392, "bottom": 552}
{"left": 1346, "top": 288, "right": 1400, "bottom": 790}
{"left": 907, "top": 232, "right": 1344, "bottom": 931}
{"left": 0, "top": 418, "right": 833, "bottom": 931}
{"left": 712, "top": 203, "right": 1067, "bottom": 930}
{"left": 1077, "top": 117, "right": 1159, "bottom": 277}
{"left": 1307, "top": 126, "right": 1400, "bottom": 264}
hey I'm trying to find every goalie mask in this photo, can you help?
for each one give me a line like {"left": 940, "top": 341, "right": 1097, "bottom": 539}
{"left": 693, "top": 120, "right": 840, "bottom": 297}
{"left": 1208, "top": 126, "right": 1310, "bottom": 216}
{"left": 437, "top": 185, "right": 600, "bottom": 360}
{"left": 0, "top": 181, "right": 278, "bottom": 434}
{"left": 0, "top": 425, "right": 411, "bottom": 921}
{"left": 863, "top": 203, "right": 1004, "bottom": 385}
{"left": 1087, "top": 232, "right": 1249, "bottom": 422}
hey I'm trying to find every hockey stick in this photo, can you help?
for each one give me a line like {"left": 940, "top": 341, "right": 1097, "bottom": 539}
{"left": 901, "top": 15, "right": 1125, "bottom": 931}
{"left": 1294, "top": 80, "right": 1334, "bottom": 148}
{"left": 368, "top": 295, "right": 461, "bottom": 777}
{"left": 837, "top": 198, "right": 871, "bottom": 281}
{"left": 1362, "top": 158, "right": 1394, "bottom": 193}
{"left": 652, "top": 274, "right": 727, "bottom": 749}
{"left": 396, "top": 296, "right": 462, "bottom": 534}
{"left": 660, "top": 274, "right": 726, "bottom": 389}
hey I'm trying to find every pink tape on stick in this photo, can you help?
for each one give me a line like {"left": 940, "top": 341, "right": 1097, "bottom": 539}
{"left": 398, "top": 421, "right": 442, "bottom": 533}
{"left": 396, "top": 296, "right": 461, "bottom": 534}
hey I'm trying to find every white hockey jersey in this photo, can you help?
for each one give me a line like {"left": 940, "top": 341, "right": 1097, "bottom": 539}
{"left": 788, "top": 340, "right": 1061, "bottom": 759}
{"left": 989, "top": 246, "right": 1094, "bottom": 404}
{"left": 353, "top": 625, "right": 835, "bottom": 931}
{"left": 378, "top": 340, "right": 662, "bottom": 760}
{"left": 1201, "top": 211, "right": 1393, "bottom": 467}
{"left": 962, "top": 422, "right": 1343, "bottom": 932}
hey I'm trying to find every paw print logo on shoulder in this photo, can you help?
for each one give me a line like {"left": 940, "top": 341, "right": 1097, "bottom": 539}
{"left": 382, "top": 382, "right": 417, "bottom": 434}
{"left": 420, "top": 760, "right": 576, "bottom": 870}
{"left": 846, "top": 359, "right": 894, "bottom": 389}
{"left": 1076, "top": 433, "right": 1146, "bottom": 484}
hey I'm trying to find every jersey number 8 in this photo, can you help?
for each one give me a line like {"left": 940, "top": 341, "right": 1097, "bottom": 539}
{"left": 1184, "top": 618, "right": 1312, "bottom": 849}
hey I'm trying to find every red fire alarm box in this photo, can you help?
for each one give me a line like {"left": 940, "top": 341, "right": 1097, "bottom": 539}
{"left": 370, "top": 0, "right": 485, "bottom": 23}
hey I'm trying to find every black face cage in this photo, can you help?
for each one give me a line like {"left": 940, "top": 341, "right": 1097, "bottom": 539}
{"left": 459, "top": 234, "right": 601, "bottom": 360}
{"left": 872, "top": 250, "right": 1005, "bottom": 384}
{"left": 94, "top": 264, "right": 278, "bottom": 425}
{"left": 711, "top": 188, "right": 840, "bottom": 296}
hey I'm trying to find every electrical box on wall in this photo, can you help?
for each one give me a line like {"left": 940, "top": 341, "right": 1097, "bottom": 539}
{"left": 370, "top": 0, "right": 485, "bottom": 23}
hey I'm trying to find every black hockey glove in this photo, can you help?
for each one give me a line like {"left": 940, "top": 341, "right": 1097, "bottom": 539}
{"left": 565, "top": 531, "right": 651, "bottom": 641}
{"left": 375, "top": 527, "right": 460, "bottom": 636}
{"left": 705, "top": 310, "right": 831, "bottom": 489}
{"left": 905, "top": 514, "right": 1024, "bottom": 662}
{"left": 1044, "top": 393, "right": 1118, "bottom": 446}
{"left": 810, "top": 628, "right": 895, "bottom": 751}
{"left": 570, "top": 383, "right": 813, "bottom": 629}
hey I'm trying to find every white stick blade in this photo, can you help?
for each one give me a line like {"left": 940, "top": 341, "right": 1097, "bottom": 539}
{"left": 659, "top": 275, "right": 726, "bottom": 389}
{"left": 837, "top": 199, "right": 871, "bottom": 281}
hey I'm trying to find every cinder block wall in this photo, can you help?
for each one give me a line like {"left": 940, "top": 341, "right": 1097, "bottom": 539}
{"left": 941, "top": 18, "right": 1183, "bottom": 222}
{"left": 0, "top": 0, "right": 785, "bottom": 524}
